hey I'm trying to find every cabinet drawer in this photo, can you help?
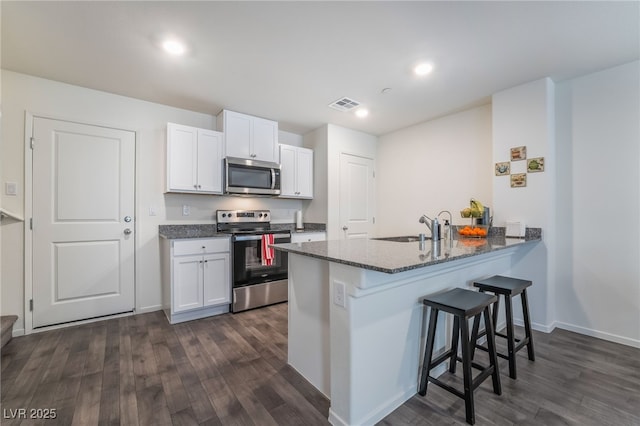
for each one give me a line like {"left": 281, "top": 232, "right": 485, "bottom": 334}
{"left": 173, "top": 238, "right": 229, "bottom": 256}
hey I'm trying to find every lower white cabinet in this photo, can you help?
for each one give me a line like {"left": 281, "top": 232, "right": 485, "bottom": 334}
{"left": 291, "top": 231, "right": 326, "bottom": 243}
{"left": 161, "top": 237, "right": 230, "bottom": 324}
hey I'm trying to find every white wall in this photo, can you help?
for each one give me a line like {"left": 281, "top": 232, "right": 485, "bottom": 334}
{"left": 0, "top": 70, "right": 303, "bottom": 334}
{"left": 303, "top": 124, "right": 377, "bottom": 240}
{"left": 492, "top": 78, "right": 556, "bottom": 330}
{"left": 376, "top": 104, "right": 492, "bottom": 237}
{"left": 555, "top": 61, "right": 640, "bottom": 346}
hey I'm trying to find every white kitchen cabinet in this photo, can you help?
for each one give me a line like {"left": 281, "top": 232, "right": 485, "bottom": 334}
{"left": 166, "top": 123, "right": 224, "bottom": 194}
{"left": 291, "top": 231, "right": 326, "bottom": 243}
{"left": 279, "top": 144, "right": 314, "bottom": 199}
{"left": 217, "top": 110, "right": 278, "bottom": 163}
{"left": 161, "top": 237, "right": 230, "bottom": 324}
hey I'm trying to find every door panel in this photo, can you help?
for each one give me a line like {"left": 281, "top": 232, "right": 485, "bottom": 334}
{"left": 196, "top": 129, "right": 223, "bottom": 193}
{"left": 339, "top": 153, "right": 375, "bottom": 239}
{"left": 203, "top": 253, "right": 230, "bottom": 306}
{"left": 173, "top": 256, "right": 203, "bottom": 313}
{"left": 32, "top": 117, "right": 135, "bottom": 328}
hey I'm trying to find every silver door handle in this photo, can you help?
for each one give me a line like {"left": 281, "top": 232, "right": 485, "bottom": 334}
{"left": 124, "top": 228, "right": 132, "bottom": 235}
{"left": 124, "top": 216, "right": 132, "bottom": 223}
{"left": 342, "top": 226, "right": 348, "bottom": 231}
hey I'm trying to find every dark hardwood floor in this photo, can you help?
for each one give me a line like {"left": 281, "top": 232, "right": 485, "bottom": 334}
{"left": 1, "top": 303, "right": 639, "bottom": 425}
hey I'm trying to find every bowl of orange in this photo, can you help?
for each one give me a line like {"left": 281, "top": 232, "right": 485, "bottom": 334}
{"left": 458, "top": 225, "right": 489, "bottom": 238}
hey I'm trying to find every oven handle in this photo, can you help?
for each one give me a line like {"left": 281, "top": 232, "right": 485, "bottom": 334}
{"left": 233, "top": 233, "right": 291, "bottom": 242}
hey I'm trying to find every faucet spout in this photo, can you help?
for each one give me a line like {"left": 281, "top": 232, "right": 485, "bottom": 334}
{"left": 418, "top": 215, "right": 432, "bottom": 231}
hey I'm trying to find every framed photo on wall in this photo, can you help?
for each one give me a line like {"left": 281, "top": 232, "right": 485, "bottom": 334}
{"left": 495, "top": 162, "right": 510, "bottom": 176}
{"left": 527, "top": 157, "right": 544, "bottom": 172}
{"left": 510, "top": 173, "right": 527, "bottom": 187}
{"left": 510, "top": 146, "right": 527, "bottom": 161}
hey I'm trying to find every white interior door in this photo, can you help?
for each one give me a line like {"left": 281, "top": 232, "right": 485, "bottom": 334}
{"left": 32, "top": 117, "right": 135, "bottom": 328}
{"left": 339, "top": 153, "right": 375, "bottom": 239}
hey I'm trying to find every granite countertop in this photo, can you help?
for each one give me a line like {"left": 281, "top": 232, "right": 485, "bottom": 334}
{"left": 159, "top": 223, "right": 326, "bottom": 239}
{"left": 272, "top": 231, "right": 541, "bottom": 274}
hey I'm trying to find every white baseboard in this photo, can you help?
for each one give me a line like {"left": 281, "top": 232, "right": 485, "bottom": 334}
{"left": 12, "top": 327, "right": 25, "bottom": 337}
{"left": 554, "top": 321, "right": 640, "bottom": 349}
{"left": 136, "top": 304, "right": 163, "bottom": 315}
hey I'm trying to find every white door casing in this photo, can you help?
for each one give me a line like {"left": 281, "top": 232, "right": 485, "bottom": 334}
{"left": 32, "top": 117, "right": 135, "bottom": 328}
{"left": 339, "top": 153, "right": 375, "bottom": 239}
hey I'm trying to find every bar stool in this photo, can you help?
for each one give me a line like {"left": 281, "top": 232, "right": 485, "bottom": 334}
{"left": 471, "top": 275, "right": 535, "bottom": 380}
{"left": 418, "top": 288, "right": 501, "bottom": 425}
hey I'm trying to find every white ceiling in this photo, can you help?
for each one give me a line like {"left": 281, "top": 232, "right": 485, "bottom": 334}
{"left": 2, "top": 1, "right": 638, "bottom": 136}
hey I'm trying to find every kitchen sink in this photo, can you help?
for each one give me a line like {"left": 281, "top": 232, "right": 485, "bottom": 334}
{"left": 371, "top": 235, "right": 429, "bottom": 242}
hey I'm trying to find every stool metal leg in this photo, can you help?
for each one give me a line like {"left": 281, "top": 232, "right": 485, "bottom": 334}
{"left": 483, "top": 306, "right": 502, "bottom": 395}
{"left": 459, "top": 315, "right": 475, "bottom": 425}
{"left": 418, "top": 307, "right": 438, "bottom": 396}
{"left": 504, "top": 294, "right": 517, "bottom": 379}
{"left": 521, "top": 289, "right": 535, "bottom": 361}
{"left": 449, "top": 315, "right": 460, "bottom": 374}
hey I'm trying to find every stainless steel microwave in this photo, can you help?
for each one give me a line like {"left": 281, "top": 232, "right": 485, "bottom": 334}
{"left": 224, "top": 157, "right": 281, "bottom": 196}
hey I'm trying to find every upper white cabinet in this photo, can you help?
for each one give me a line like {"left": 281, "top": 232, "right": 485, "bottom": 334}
{"left": 280, "top": 144, "right": 314, "bottom": 199}
{"left": 166, "top": 123, "right": 224, "bottom": 194}
{"left": 217, "top": 110, "right": 278, "bottom": 163}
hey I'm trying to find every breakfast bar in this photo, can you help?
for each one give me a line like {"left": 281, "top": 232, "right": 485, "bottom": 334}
{"left": 273, "top": 231, "right": 541, "bottom": 426}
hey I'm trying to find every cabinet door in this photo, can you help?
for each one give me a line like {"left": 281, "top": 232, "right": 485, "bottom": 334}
{"left": 203, "top": 253, "right": 230, "bottom": 306}
{"left": 252, "top": 116, "right": 278, "bottom": 162}
{"left": 279, "top": 145, "right": 297, "bottom": 197}
{"left": 167, "top": 123, "right": 198, "bottom": 192}
{"left": 296, "top": 147, "right": 314, "bottom": 198}
{"left": 196, "top": 129, "right": 224, "bottom": 194}
{"left": 172, "top": 255, "right": 203, "bottom": 313}
{"left": 223, "top": 111, "right": 252, "bottom": 159}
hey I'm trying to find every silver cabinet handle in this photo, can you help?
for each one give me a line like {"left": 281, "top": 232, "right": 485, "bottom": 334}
{"left": 124, "top": 228, "right": 132, "bottom": 235}
{"left": 342, "top": 226, "right": 348, "bottom": 231}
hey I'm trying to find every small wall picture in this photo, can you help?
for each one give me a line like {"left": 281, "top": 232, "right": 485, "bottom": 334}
{"left": 510, "top": 173, "right": 527, "bottom": 188}
{"left": 510, "top": 146, "right": 527, "bottom": 161}
{"left": 527, "top": 157, "right": 544, "bottom": 173}
{"left": 495, "top": 162, "right": 510, "bottom": 176}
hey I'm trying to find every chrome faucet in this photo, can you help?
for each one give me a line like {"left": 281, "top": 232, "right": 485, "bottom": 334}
{"left": 419, "top": 214, "right": 440, "bottom": 240}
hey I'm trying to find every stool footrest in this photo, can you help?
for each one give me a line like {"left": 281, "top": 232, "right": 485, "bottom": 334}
{"left": 429, "top": 349, "right": 456, "bottom": 370}
{"left": 428, "top": 376, "right": 465, "bottom": 400}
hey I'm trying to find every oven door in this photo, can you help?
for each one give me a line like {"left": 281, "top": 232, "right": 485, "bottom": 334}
{"left": 232, "top": 233, "right": 290, "bottom": 287}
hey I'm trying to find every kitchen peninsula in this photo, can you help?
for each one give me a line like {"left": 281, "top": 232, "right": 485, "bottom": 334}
{"left": 273, "top": 231, "right": 541, "bottom": 426}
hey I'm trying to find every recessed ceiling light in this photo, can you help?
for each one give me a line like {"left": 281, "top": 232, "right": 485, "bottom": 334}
{"left": 414, "top": 63, "right": 434, "bottom": 76}
{"left": 162, "top": 39, "right": 186, "bottom": 56}
{"left": 355, "top": 108, "right": 369, "bottom": 118}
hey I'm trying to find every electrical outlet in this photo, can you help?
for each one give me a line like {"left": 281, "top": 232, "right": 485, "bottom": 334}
{"left": 333, "top": 282, "right": 346, "bottom": 308}
{"left": 182, "top": 205, "right": 190, "bottom": 216}
{"left": 149, "top": 206, "right": 157, "bottom": 216}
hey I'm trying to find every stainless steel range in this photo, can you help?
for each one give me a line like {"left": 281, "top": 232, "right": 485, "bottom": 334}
{"left": 216, "top": 210, "right": 290, "bottom": 312}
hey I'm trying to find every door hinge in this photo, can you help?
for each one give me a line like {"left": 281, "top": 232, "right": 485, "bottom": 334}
{"left": 30, "top": 137, "right": 35, "bottom": 149}
{"left": 373, "top": 170, "right": 376, "bottom": 178}
{"left": 373, "top": 217, "right": 376, "bottom": 224}
{"left": 29, "top": 299, "right": 33, "bottom": 311}
{"left": 30, "top": 218, "right": 33, "bottom": 230}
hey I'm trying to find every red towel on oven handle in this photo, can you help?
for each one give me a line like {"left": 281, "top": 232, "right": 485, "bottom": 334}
{"left": 261, "top": 234, "right": 275, "bottom": 266}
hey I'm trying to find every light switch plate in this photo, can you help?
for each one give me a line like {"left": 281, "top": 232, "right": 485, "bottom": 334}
{"left": 5, "top": 182, "right": 17, "bottom": 196}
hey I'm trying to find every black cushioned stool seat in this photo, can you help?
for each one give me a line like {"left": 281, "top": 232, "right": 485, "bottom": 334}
{"left": 471, "top": 275, "right": 535, "bottom": 380}
{"left": 418, "top": 288, "right": 501, "bottom": 425}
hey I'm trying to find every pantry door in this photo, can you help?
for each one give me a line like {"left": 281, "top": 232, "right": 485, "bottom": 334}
{"left": 339, "top": 153, "right": 375, "bottom": 239}
{"left": 32, "top": 117, "right": 135, "bottom": 328}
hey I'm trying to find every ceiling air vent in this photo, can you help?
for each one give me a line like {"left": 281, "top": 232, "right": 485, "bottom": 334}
{"left": 328, "top": 97, "right": 360, "bottom": 112}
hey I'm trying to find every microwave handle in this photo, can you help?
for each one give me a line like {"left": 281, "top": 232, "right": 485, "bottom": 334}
{"left": 271, "top": 169, "right": 276, "bottom": 190}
